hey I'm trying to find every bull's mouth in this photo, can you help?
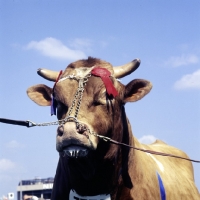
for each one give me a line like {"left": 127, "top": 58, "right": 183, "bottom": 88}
{"left": 63, "top": 145, "right": 89, "bottom": 158}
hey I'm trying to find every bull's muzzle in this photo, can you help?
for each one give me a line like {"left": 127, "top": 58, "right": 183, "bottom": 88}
{"left": 56, "top": 122, "right": 97, "bottom": 158}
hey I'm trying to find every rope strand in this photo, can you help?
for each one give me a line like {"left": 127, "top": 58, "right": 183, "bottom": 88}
{"left": 91, "top": 132, "right": 200, "bottom": 163}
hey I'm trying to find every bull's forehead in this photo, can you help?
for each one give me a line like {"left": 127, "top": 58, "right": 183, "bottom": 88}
{"left": 75, "top": 67, "right": 94, "bottom": 78}
{"left": 54, "top": 71, "right": 109, "bottom": 104}
{"left": 61, "top": 59, "right": 114, "bottom": 78}
{"left": 54, "top": 58, "right": 124, "bottom": 103}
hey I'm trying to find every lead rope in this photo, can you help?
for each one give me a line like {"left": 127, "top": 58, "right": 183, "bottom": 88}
{"left": 92, "top": 134, "right": 200, "bottom": 163}
{"left": 1, "top": 115, "right": 199, "bottom": 163}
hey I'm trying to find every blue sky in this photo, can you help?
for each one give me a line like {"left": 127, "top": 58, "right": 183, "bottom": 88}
{"left": 0, "top": 0, "right": 200, "bottom": 197}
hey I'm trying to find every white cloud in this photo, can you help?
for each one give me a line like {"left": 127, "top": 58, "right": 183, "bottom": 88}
{"left": 139, "top": 135, "right": 157, "bottom": 144}
{"left": 69, "top": 38, "right": 92, "bottom": 51}
{"left": 6, "top": 140, "right": 21, "bottom": 149}
{"left": 25, "top": 37, "right": 87, "bottom": 61}
{"left": 174, "top": 69, "right": 200, "bottom": 90}
{"left": 165, "top": 54, "right": 199, "bottom": 67}
{"left": 0, "top": 159, "right": 16, "bottom": 171}
{"left": 0, "top": 159, "right": 25, "bottom": 182}
{"left": 0, "top": 160, "right": 25, "bottom": 190}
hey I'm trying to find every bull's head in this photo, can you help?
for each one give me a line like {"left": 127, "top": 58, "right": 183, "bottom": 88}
{"left": 27, "top": 57, "right": 152, "bottom": 195}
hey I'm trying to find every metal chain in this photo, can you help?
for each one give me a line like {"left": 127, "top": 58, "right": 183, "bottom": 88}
{"left": 68, "top": 73, "right": 91, "bottom": 119}
{"left": 67, "top": 89, "right": 79, "bottom": 117}
{"left": 29, "top": 119, "right": 63, "bottom": 127}
{"left": 34, "top": 73, "right": 91, "bottom": 127}
{"left": 8, "top": 119, "right": 200, "bottom": 163}
{"left": 74, "top": 79, "right": 84, "bottom": 118}
{"left": 26, "top": 73, "right": 91, "bottom": 127}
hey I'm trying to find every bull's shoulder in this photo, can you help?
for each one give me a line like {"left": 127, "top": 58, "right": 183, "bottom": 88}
{"left": 136, "top": 138, "right": 194, "bottom": 176}
{"left": 148, "top": 141, "right": 195, "bottom": 180}
{"left": 152, "top": 139, "right": 167, "bottom": 145}
{"left": 135, "top": 140, "right": 199, "bottom": 197}
{"left": 149, "top": 140, "right": 191, "bottom": 164}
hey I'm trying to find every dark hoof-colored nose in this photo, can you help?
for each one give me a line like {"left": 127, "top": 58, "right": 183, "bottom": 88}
{"left": 76, "top": 123, "right": 87, "bottom": 134}
{"left": 57, "top": 125, "right": 64, "bottom": 136}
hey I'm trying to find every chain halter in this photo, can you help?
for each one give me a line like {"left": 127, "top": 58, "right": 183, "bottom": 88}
{"left": 30, "top": 72, "right": 91, "bottom": 126}
{"left": 27, "top": 69, "right": 117, "bottom": 143}
{"left": 32, "top": 66, "right": 118, "bottom": 128}
{"left": 65, "top": 73, "right": 91, "bottom": 121}
{"left": 57, "top": 72, "right": 103, "bottom": 141}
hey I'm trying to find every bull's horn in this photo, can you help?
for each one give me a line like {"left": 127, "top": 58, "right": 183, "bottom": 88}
{"left": 113, "top": 59, "right": 141, "bottom": 78}
{"left": 37, "top": 68, "right": 59, "bottom": 82}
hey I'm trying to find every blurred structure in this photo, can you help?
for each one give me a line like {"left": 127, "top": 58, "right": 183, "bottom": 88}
{"left": 17, "top": 177, "right": 54, "bottom": 200}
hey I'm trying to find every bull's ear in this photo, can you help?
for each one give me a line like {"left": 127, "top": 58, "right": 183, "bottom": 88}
{"left": 124, "top": 79, "right": 152, "bottom": 102}
{"left": 27, "top": 84, "right": 52, "bottom": 106}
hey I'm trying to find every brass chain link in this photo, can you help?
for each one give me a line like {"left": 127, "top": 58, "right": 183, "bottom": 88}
{"left": 34, "top": 73, "right": 91, "bottom": 127}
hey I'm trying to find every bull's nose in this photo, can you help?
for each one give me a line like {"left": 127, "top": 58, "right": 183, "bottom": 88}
{"left": 57, "top": 125, "right": 64, "bottom": 136}
{"left": 76, "top": 123, "right": 89, "bottom": 134}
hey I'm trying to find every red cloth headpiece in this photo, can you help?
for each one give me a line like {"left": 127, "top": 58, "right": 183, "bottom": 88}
{"left": 91, "top": 67, "right": 118, "bottom": 97}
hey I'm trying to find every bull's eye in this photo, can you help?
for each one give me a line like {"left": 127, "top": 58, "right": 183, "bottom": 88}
{"left": 93, "top": 100, "right": 102, "bottom": 106}
{"left": 57, "top": 101, "right": 68, "bottom": 120}
{"left": 93, "top": 91, "right": 107, "bottom": 106}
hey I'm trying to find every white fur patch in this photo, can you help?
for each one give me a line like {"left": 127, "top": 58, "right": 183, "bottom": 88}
{"left": 145, "top": 150, "right": 165, "bottom": 172}
{"left": 70, "top": 190, "right": 111, "bottom": 200}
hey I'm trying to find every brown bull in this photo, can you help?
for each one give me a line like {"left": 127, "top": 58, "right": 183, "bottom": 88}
{"left": 27, "top": 57, "right": 199, "bottom": 200}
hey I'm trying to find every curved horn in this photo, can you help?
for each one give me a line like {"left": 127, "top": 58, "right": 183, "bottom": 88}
{"left": 113, "top": 59, "right": 141, "bottom": 78}
{"left": 37, "top": 68, "right": 59, "bottom": 82}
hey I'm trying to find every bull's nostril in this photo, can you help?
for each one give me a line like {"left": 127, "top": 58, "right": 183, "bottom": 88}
{"left": 57, "top": 125, "right": 64, "bottom": 136}
{"left": 76, "top": 123, "right": 87, "bottom": 134}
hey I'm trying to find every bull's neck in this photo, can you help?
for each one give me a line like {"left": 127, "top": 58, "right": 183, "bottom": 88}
{"left": 65, "top": 107, "right": 135, "bottom": 198}
{"left": 65, "top": 150, "right": 122, "bottom": 196}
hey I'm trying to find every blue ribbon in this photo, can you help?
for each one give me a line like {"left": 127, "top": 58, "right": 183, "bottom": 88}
{"left": 51, "top": 97, "right": 57, "bottom": 116}
{"left": 157, "top": 172, "right": 166, "bottom": 200}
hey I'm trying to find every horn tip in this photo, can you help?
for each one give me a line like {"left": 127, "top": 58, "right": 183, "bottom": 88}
{"left": 37, "top": 68, "right": 42, "bottom": 72}
{"left": 133, "top": 58, "right": 141, "bottom": 64}
{"left": 37, "top": 68, "right": 44, "bottom": 76}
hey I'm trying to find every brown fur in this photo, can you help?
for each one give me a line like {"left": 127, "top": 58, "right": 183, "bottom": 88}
{"left": 27, "top": 57, "right": 200, "bottom": 200}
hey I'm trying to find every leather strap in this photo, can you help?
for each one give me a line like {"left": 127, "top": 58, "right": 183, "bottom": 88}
{"left": 0, "top": 118, "right": 32, "bottom": 127}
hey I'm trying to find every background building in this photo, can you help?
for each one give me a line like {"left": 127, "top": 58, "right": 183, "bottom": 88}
{"left": 17, "top": 177, "right": 54, "bottom": 200}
